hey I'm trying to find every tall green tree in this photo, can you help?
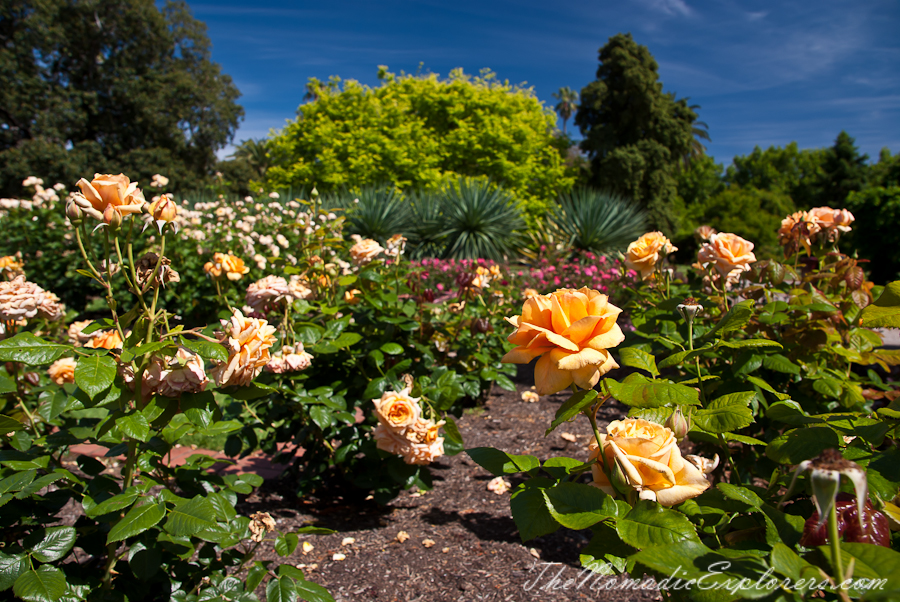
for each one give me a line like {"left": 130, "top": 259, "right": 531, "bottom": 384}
{"left": 820, "top": 131, "right": 868, "bottom": 206}
{"left": 230, "top": 138, "right": 270, "bottom": 180}
{"left": 266, "top": 68, "right": 576, "bottom": 223}
{"left": 0, "top": 0, "right": 243, "bottom": 195}
{"left": 552, "top": 87, "right": 579, "bottom": 135}
{"left": 574, "top": 33, "right": 699, "bottom": 231}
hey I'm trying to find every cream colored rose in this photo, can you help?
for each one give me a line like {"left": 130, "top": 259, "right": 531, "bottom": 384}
{"left": 501, "top": 287, "right": 624, "bottom": 396}
{"left": 385, "top": 234, "right": 407, "bottom": 257}
{"left": 624, "top": 232, "right": 678, "bottom": 280}
{"left": 589, "top": 418, "right": 711, "bottom": 506}
{"left": 0, "top": 276, "right": 45, "bottom": 321}
{"left": 373, "top": 387, "right": 421, "bottom": 429}
{"left": 246, "top": 275, "right": 293, "bottom": 312}
{"left": 47, "top": 357, "right": 76, "bottom": 385}
{"left": 264, "top": 344, "right": 313, "bottom": 374}
{"left": 37, "top": 291, "right": 64, "bottom": 321}
{"left": 697, "top": 232, "right": 756, "bottom": 280}
{"left": 211, "top": 309, "right": 277, "bottom": 387}
{"left": 74, "top": 173, "right": 145, "bottom": 221}
{"left": 67, "top": 320, "right": 94, "bottom": 346}
{"left": 349, "top": 237, "right": 384, "bottom": 265}
{"left": 145, "top": 348, "right": 208, "bottom": 397}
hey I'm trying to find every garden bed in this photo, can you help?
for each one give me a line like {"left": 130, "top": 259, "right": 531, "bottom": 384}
{"left": 236, "top": 370, "right": 660, "bottom": 602}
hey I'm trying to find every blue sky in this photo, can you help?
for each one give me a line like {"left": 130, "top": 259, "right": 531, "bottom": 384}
{"left": 189, "top": 0, "right": 900, "bottom": 167}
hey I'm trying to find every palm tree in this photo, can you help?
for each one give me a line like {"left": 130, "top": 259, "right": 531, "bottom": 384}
{"left": 681, "top": 101, "right": 711, "bottom": 168}
{"left": 230, "top": 139, "right": 270, "bottom": 179}
{"left": 552, "top": 87, "right": 579, "bottom": 135}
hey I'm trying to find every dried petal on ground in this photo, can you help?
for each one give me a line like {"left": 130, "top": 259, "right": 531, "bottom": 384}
{"left": 395, "top": 531, "right": 410, "bottom": 543}
{"left": 422, "top": 539, "right": 436, "bottom": 548}
{"left": 341, "top": 537, "right": 355, "bottom": 546}
{"left": 487, "top": 476, "right": 511, "bottom": 495}
{"left": 560, "top": 432, "right": 577, "bottom": 442}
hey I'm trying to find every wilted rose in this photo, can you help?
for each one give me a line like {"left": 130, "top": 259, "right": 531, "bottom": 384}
{"left": 264, "top": 344, "right": 313, "bottom": 374}
{"left": 501, "top": 287, "right": 624, "bottom": 395}
{"left": 589, "top": 418, "right": 711, "bottom": 506}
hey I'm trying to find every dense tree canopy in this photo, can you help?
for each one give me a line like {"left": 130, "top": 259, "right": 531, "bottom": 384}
{"left": 265, "top": 68, "right": 576, "bottom": 221}
{"left": 575, "top": 33, "right": 699, "bottom": 231}
{"left": 0, "top": 0, "right": 243, "bottom": 195}
{"left": 723, "top": 142, "right": 827, "bottom": 208}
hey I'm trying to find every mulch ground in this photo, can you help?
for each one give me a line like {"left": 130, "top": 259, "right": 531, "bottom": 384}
{"left": 228, "top": 367, "right": 661, "bottom": 602}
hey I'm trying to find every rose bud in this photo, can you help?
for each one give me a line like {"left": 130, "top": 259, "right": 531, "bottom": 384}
{"left": 800, "top": 492, "right": 890, "bottom": 548}
{"left": 470, "top": 318, "right": 492, "bottom": 334}
{"left": 421, "top": 289, "right": 436, "bottom": 303}
{"left": 665, "top": 407, "right": 690, "bottom": 443}
{"left": 765, "top": 261, "right": 786, "bottom": 285}
{"left": 65, "top": 198, "right": 84, "bottom": 224}
{"left": 676, "top": 298, "right": 702, "bottom": 324}
{"left": 102, "top": 204, "right": 123, "bottom": 229}
{"left": 148, "top": 195, "right": 178, "bottom": 223}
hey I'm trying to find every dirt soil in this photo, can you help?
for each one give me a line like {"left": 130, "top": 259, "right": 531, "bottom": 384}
{"left": 240, "top": 367, "right": 663, "bottom": 602}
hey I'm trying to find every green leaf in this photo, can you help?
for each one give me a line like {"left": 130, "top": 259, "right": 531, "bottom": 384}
{"left": 716, "top": 338, "right": 782, "bottom": 350}
{"left": 821, "top": 542, "right": 900, "bottom": 596}
{"left": 766, "top": 427, "right": 841, "bottom": 464}
{"left": 294, "top": 580, "right": 335, "bottom": 602}
{"left": 510, "top": 481, "right": 559, "bottom": 542}
{"left": 274, "top": 533, "right": 299, "bottom": 557}
{"left": 0, "top": 415, "right": 25, "bottom": 433}
{"left": 693, "top": 393, "right": 755, "bottom": 434}
{"left": 658, "top": 345, "right": 712, "bottom": 369}
{"left": 812, "top": 377, "right": 843, "bottom": 399}
{"left": 266, "top": 576, "right": 298, "bottom": 602}
{"left": 107, "top": 501, "right": 166, "bottom": 544}
{"left": 745, "top": 376, "right": 789, "bottom": 400}
{"left": 118, "top": 412, "right": 151, "bottom": 442}
{"left": 13, "top": 566, "right": 66, "bottom": 602}
{"left": 128, "top": 542, "right": 161, "bottom": 581}
{"left": 761, "top": 354, "right": 801, "bottom": 375}
{"left": 132, "top": 341, "right": 175, "bottom": 357}
{"left": 0, "top": 552, "right": 28, "bottom": 591}
{"left": 442, "top": 416, "right": 463, "bottom": 445}
{"left": 704, "top": 299, "right": 754, "bottom": 339}
{"left": 164, "top": 495, "right": 217, "bottom": 537}
{"left": 543, "top": 482, "right": 623, "bottom": 529}
{"left": 84, "top": 490, "right": 139, "bottom": 518}
{"left": 30, "top": 527, "right": 75, "bottom": 563}
{"left": 73, "top": 355, "right": 116, "bottom": 400}
{"left": 860, "top": 281, "right": 900, "bottom": 328}
{"left": 618, "top": 348, "right": 659, "bottom": 377}
{"left": 545, "top": 389, "right": 599, "bottom": 435}
{"left": 616, "top": 500, "right": 700, "bottom": 548}
{"left": 332, "top": 332, "right": 362, "bottom": 348}
{"left": 309, "top": 406, "right": 334, "bottom": 430}
{"left": 0, "top": 332, "right": 70, "bottom": 365}
{"left": 294, "top": 526, "right": 334, "bottom": 535}
{"left": 605, "top": 376, "right": 699, "bottom": 408}
{"left": 246, "top": 562, "right": 267, "bottom": 592}
{"left": 380, "top": 342, "right": 403, "bottom": 355}
{"left": 465, "top": 447, "right": 539, "bottom": 476}
{"left": 767, "top": 401, "right": 820, "bottom": 426}
{"left": 179, "top": 336, "right": 228, "bottom": 362}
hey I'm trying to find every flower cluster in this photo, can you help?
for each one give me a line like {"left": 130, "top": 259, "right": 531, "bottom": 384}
{"left": 145, "top": 348, "right": 209, "bottom": 397}
{"left": 778, "top": 206, "right": 855, "bottom": 255}
{"left": 0, "top": 275, "right": 64, "bottom": 325}
{"left": 204, "top": 252, "right": 250, "bottom": 281}
{"left": 264, "top": 343, "right": 313, "bottom": 374}
{"left": 372, "top": 387, "right": 445, "bottom": 465}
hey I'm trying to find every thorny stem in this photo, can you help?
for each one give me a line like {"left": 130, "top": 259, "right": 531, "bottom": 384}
{"left": 74, "top": 224, "right": 104, "bottom": 284}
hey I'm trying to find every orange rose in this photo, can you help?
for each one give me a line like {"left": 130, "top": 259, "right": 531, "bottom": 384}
{"left": 211, "top": 309, "right": 277, "bottom": 387}
{"left": 85, "top": 329, "right": 123, "bottom": 350}
{"left": 204, "top": 252, "right": 250, "bottom": 281}
{"left": 75, "top": 173, "right": 145, "bottom": 221}
{"left": 501, "top": 287, "right": 624, "bottom": 395}
{"left": 47, "top": 357, "right": 76, "bottom": 385}
{"left": 624, "top": 232, "right": 678, "bottom": 280}
{"left": 697, "top": 232, "right": 756, "bottom": 280}
{"left": 778, "top": 211, "right": 819, "bottom": 254}
{"left": 373, "top": 387, "right": 421, "bottom": 429}
{"left": 589, "top": 418, "right": 712, "bottom": 506}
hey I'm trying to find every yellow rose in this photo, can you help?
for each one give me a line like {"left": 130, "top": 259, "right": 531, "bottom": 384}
{"left": 75, "top": 173, "right": 145, "bottom": 221}
{"left": 589, "top": 418, "right": 711, "bottom": 506}
{"left": 624, "top": 232, "right": 678, "bottom": 280}
{"left": 501, "top": 287, "right": 624, "bottom": 395}
{"left": 373, "top": 388, "right": 421, "bottom": 429}
{"left": 343, "top": 288, "right": 361, "bottom": 305}
{"left": 697, "top": 232, "right": 756, "bottom": 280}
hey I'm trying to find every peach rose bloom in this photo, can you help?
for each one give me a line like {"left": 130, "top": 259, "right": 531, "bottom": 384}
{"left": 0, "top": 276, "right": 45, "bottom": 321}
{"left": 697, "top": 232, "right": 756, "bottom": 279}
{"left": 212, "top": 309, "right": 277, "bottom": 387}
{"left": 48, "top": 357, "right": 77, "bottom": 385}
{"left": 75, "top": 173, "right": 145, "bottom": 221}
{"left": 245, "top": 275, "right": 293, "bottom": 312}
{"left": 523, "top": 288, "right": 540, "bottom": 299}
{"left": 67, "top": 320, "right": 94, "bottom": 346}
{"left": 264, "top": 344, "right": 313, "bottom": 373}
{"left": 624, "top": 232, "right": 678, "bottom": 280}
{"left": 374, "top": 387, "right": 422, "bottom": 429}
{"left": 145, "top": 348, "right": 208, "bottom": 397}
{"left": 501, "top": 287, "right": 624, "bottom": 396}
{"left": 809, "top": 206, "right": 855, "bottom": 239}
{"left": 204, "top": 252, "right": 250, "bottom": 281}
{"left": 147, "top": 194, "right": 178, "bottom": 223}
{"left": 589, "top": 418, "right": 711, "bottom": 506}
{"left": 343, "top": 288, "right": 361, "bottom": 305}
{"left": 349, "top": 237, "right": 384, "bottom": 265}
{"left": 694, "top": 225, "right": 717, "bottom": 242}
{"left": 401, "top": 436, "right": 445, "bottom": 465}
{"left": 85, "top": 329, "right": 123, "bottom": 350}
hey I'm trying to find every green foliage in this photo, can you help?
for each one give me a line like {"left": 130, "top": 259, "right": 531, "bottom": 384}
{"left": 339, "top": 185, "right": 413, "bottom": 242}
{"left": 0, "top": 0, "right": 243, "bottom": 196}
{"left": 575, "top": 33, "right": 700, "bottom": 231}
{"left": 845, "top": 186, "right": 900, "bottom": 282}
{"left": 267, "top": 68, "right": 576, "bottom": 224}
{"left": 820, "top": 131, "right": 869, "bottom": 206}
{"left": 436, "top": 178, "right": 525, "bottom": 260}
{"left": 685, "top": 186, "right": 796, "bottom": 258}
{"left": 551, "top": 188, "right": 647, "bottom": 255}
{"left": 871, "top": 148, "right": 900, "bottom": 188}
{"left": 724, "top": 142, "right": 827, "bottom": 208}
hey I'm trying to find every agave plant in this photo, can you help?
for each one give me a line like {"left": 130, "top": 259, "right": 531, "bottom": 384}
{"left": 405, "top": 189, "right": 446, "bottom": 259}
{"left": 551, "top": 188, "right": 646, "bottom": 255}
{"left": 437, "top": 177, "right": 525, "bottom": 260}
{"left": 335, "top": 184, "right": 413, "bottom": 242}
